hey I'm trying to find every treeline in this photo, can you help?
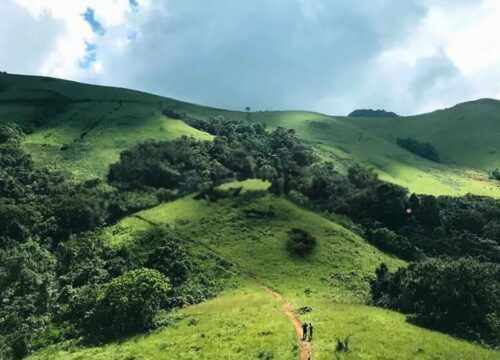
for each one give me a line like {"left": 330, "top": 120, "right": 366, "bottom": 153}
{"left": 0, "top": 124, "right": 231, "bottom": 359}
{"left": 370, "top": 258, "right": 500, "bottom": 346}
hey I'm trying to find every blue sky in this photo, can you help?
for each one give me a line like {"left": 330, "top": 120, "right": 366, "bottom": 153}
{"left": 1, "top": 0, "right": 500, "bottom": 115}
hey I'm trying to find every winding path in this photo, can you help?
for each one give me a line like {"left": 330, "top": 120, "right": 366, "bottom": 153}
{"left": 262, "top": 285, "right": 312, "bottom": 360}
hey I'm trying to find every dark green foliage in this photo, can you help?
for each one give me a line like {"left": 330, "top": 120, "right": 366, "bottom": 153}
{"left": 126, "top": 226, "right": 230, "bottom": 308}
{"left": 292, "top": 162, "right": 500, "bottom": 262}
{"left": 0, "top": 123, "right": 23, "bottom": 144}
{"left": 366, "top": 228, "right": 421, "bottom": 260}
{"left": 109, "top": 116, "right": 316, "bottom": 196}
{"left": 489, "top": 169, "right": 500, "bottom": 181}
{"left": 162, "top": 106, "right": 185, "bottom": 120}
{"left": 54, "top": 193, "right": 107, "bottom": 240}
{"left": 348, "top": 109, "right": 399, "bottom": 117}
{"left": 108, "top": 137, "right": 221, "bottom": 191}
{"left": 0, "top": 240, "right": 57, "bottom": 359}
{"left": 335, "top": 335, "right": 351, "bottom": 352}
{"left": 296, "top": 164, "right": 409, "bottom": 229}
{"left": 287, "top": 228, "right": 317, "bottom": 257}
{"left": 0, "top": 124, "right": 231, "bottom": 357}
{"left": 397, "top": 137, "right": 440, "bottom": 162}
{"left": 0, "top": 128, "right": 110, "bottom": 245}
{"left": 88, "top": 269, "right": 171, "bottom": 340}
{"left": 370, "top": 258, "right": 500, "bottom": 346}
{"left": 133, "top": 227, "right": 193, "bottom": 286}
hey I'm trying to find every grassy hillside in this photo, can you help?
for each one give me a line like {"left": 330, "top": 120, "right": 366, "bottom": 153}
{"left": 242, "top": 109, "right": 500, "bottom": 196}
{"left": 1, "top": 73, "right": 499, "bottom": 196}
{"left": 28, "top": 182, "right": 499, "bottom": 359}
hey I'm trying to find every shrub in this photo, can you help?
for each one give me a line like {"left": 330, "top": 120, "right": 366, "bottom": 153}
{"left": 489, "top": 169, "right": 500, "bottom": 181}
{"left": 287, "top": 228, "right": 316, "bottom": 257}
{"left": 335, "top": 335, "right": 351, "bottom": 352}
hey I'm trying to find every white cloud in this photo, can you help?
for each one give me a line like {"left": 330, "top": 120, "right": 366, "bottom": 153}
{"left": 1, "top": 0, "right": 499, "bottom": 115}
{"left": 8, "top": 0, "right": 142, "bottom": 79}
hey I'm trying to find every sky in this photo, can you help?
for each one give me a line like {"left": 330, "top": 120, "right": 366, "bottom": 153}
{"left": 1, "top": 0, "right": 500, "bottom": 115}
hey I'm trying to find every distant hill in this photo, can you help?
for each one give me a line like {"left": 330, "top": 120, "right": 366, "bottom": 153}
{"left": 0, "top": 73, "right": 499, "bottom": 197}
{"left": 348, "top": 109, "right": 399, "bottom": 117}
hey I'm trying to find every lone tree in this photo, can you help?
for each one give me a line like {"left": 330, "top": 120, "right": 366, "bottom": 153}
{"left": 287, "top": 228, "right": 316, "bottom": 257}
{"left": 245, "top": 106, "right": 251, "bottom": 121}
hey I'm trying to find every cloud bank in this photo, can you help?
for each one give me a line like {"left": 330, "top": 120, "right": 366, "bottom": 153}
{"left": 1, "top": 0, "right": 500, "bottom": 115}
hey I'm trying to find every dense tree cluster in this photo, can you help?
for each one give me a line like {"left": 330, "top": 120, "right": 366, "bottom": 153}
{"left": 396, "top": 137, "right": 440, "bottom": 162}
{"left": 370, "top": 258, "right": 500, "bottom": 346}
{"left": 348, "top": 109, "right": 399, "bottom": 117}
{"left": 108, "top": 115, "right": 316, "bottom": 195}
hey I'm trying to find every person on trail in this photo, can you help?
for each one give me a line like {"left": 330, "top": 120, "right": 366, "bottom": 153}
{"left": 308, "top": 323, "right": 314, "bottom": 342}
{"left": 302, "top": 322, "right": 308, "bottom": 340}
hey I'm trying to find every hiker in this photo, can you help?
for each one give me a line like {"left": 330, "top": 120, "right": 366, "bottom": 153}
{"left": 302, "top": 322, "right": 308, "bottom": 340}
{"left": 308, "top": 323, "right": 314, "bottom": 342}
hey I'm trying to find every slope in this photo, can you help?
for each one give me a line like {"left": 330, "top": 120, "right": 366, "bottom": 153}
{"left": 243, "top": 108, "right": 500, "bottom": 196}
{"left": 28, "top": 181, "right": 500, "bottom": 359}
{"left": 1, "top": 73, "right": 499, "bottom": 196}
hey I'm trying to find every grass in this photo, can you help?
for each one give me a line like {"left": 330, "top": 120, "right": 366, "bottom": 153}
{"left": 1, "top": 73, "right": 499, "bottom": 195}
{"left": 301, "top": 301, "right": 499, "bottom": 360}
{"left": 33, "top": 181, "right": 498, "bottom": 359}
{"left": 245, "top": 110, "right": 500, "bottom": 197}
{"left": 28, "top": 280, "right": 296, "bottom": 360}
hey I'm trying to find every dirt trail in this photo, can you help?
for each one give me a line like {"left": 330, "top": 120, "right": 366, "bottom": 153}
{"left": 262, "top": 286, "right": 312, "bottom": 360}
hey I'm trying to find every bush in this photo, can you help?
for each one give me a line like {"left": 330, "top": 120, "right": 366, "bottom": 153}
{"left": 287, "top": 228, "right": 316, "bottom": 257}
{"left": 489, "top": 169, "right": 500, "bottom": 181}
{"left": 89, "top": 268, "right": 171, "bottom": 340}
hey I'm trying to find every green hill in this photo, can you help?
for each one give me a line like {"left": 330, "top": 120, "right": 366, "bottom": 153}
{"left": 2, "top": 73, "right": 500, "bottom": 359}
{"left": 1, "top": 73, "right": 499, "bottom": 196}
{"left": 28, "top": 181, "right": 499, "bottom": 360}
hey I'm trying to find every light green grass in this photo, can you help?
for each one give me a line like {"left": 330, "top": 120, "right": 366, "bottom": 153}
{"left": 22, "top": 106, "right": 212, "bottom": 179}
{"left": 218, "top": 179, "right": 271, "bottom": 191}
{"left": 28, "top": 280, "right": 296, "bottom": 360}
{"left": 301, "top": 301, "right": 499, "bottom": 360}
{"left": 246, "top": 110, "right": 500, "bottom": 197}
